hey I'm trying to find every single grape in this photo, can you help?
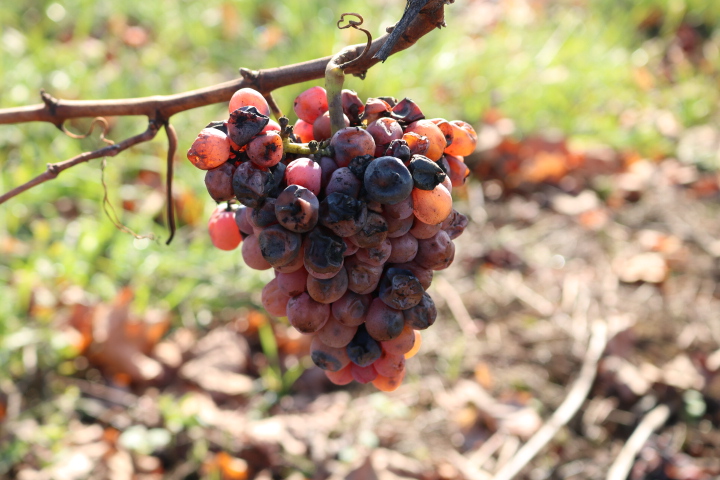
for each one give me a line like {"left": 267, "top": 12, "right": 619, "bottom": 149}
{"left": 385, "top": 139, "right": 412, "bottom": 165}
{"left": 310, "top": 335, "right": 350, "bottom": 371}
{"left": 232, "top": 161, "right": 281, "bottom": 209}
{"left": 227, "top": 106, "right": 269, "bottom": 148}
{"left": 350, "top": 212, "right": 388, "bottom": 249}
{"left": 445, "top": 154, "right": 470, "bottom": 187}
{"left": 247, "top": 131, "right": 283, "bottom": 168}
{"left": 365, "top": 298, "right": 405, "bottom": 341}
{"left": 262, "top": 119, "right": 281, "bottom": 133}
{"left": 364, "top": 156, "right": 413, "bottom": 205}
{"left": 381, "top": 323, "right": 417, "bottom": 356}
{"left": 249, "top": 198, "right": 278, "bottom": 230}
{"left": 429, "top": 118, "right": 455, "bottom": 150}
{"left": 293, "top": 119, "right": 314, "bottom": 143}
{"left": 293, "top": 86, "right": 329, "bottom": 124}
{"left": 285, "top": 158, "right": 322, "bottom": 197}
{"left": 346, "top": 325, "right": 382, "bottom": 367}
{"left": 367, "top": 117, "right": 403, "bottom": 156}
{"left": 403, "top": 292, "right": 437, "bottom": 330}
{"left": 307, "top": 266, "right": 348, "bottom": 304}
{"left": 347, "top": 154, "right": 374, "bottom": 180}
{"left": 204, "top": 162, "right": 236, "bottom": 202}
{"left": 261, "top": 278, "right": 291, "bottom": 317}
{"left": 319, "top": 193, "right": 368, "bottom": 237}
{"left": 276, "top": 268, "right": 309, "bottom": 297}
{"left": 330, "top": 127, "right": 375, "bottom": 168}
{"left": 378, "top": 268, "right": 424, "bottom": 310}
{"left": 257, "top": 224, "right": 302, "bottom": 269}
{"left": 325, "top": 363, "right": 354, "bottom": 385}
{"left": 402, "top": 132, "right": 430, "bottom": 158}
{"left": 287, "top": 292, "right": 330, "bottom": 334}
{"left": 414, "top": 230, "right": 455, "bottom": 271}
{"left": 441, "top": 209, "right": 469, "bottom": 240}
{"left": 356, "top": 238, "right": 392, "bottom": 266}
{"left": 387, "top": 233, "right": 418, "bottom": 263}
{"left": 341, "top": 89, "right": 365, "bottom": 125}
{"left": 383, "top": 195, "right": 414, "bottom": 220}
{"left": 313, "top": 110, "right": 349, "bottom": 141}
{"left": 273, "top": 243, "right": 306, "bottom": 274}
{"left": 390, "top": 98, "right": 425, "bottom": 125}
{"left": 351, "top": 363, "right": 378, "bottom": 384}
{"left": 187, "top": 128, "right": 231, "bottom": 170}
{"left": 208, "top": 207, "right": 242, "bottom": 251}
{"left": 408, "top": 155, "right": 447, "bottom": 190}
{"left": 404, "top": 331, "right": 423, "bottom": 359}
{"left": 409, "top": 217, "right": 442, "bottom": 240}
{"left": 275, "top": 185, "right": 319, "bottom": 233}
{"left": 362, "top": 97, "right": 392, "bottom": 124}
{"left": 405, "top": 119, "right": 447, "bottom": 161}
{"left": 324, "top": 167, "right": 361, "bottom": 199}
{"left": 412, "top": 184, "right": 453, "bottom": 225}
{"left": 390, "top": 261, "right": 433, "bottom": 290}
{"left": 386, "top": 214, "right": 414, "bottom": 239}
{"left": 371, "top": 370, "right": 405, "bottom": 392}
{"left": 317, "top": 314, "right": 358, "bottom": 348}
{"left": 241, "top": 234, "right": 272, "bottom": 270}
{"left": 332, "top": 291, "right": 371, "bottom": 327}
{"left": 444, "top": 120, "right": 478, "bottom": 157}
{"left": 228, "top": 87, "right": 271, "bottom": 117}
{"left": 344, "top": 254, "right": 384, "bottom": 295}
{"left": 303, "top": 228, "right": 346, "bottom": 279}
{"left": 235, "top": 206, "right": 254, "bottom": 236}
{"left": 373, "top": 350, "right": 406, "bottom": 378}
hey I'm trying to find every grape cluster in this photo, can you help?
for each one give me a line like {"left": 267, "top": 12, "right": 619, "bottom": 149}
{"left": 187, "top": 86, "right": 475, "bottom": 392}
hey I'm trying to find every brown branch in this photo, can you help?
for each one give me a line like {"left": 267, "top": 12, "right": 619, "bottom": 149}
{"left": 0, "top": 0, "right": 448, "bottom": 126}
{"left": 0, "top": 124, "right": 159, "bottom": 205}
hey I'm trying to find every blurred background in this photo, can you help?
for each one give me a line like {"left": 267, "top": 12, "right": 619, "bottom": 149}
{"left": 2, "top": 0, "right": 720, "bottom": 478}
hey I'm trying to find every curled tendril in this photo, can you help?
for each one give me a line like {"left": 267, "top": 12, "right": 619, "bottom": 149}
{"left": 61, "top": 117, "right": 115, "bottom": 145}
{"left": 336, "top": 13, "right": 373, "bottom": 70}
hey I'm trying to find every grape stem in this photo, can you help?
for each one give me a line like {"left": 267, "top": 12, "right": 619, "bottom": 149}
{"left": 282, "top": 137, "right": 332, "bottom": 158}
{"left": 326, "top": 13, "right": 374, "bottom": 136}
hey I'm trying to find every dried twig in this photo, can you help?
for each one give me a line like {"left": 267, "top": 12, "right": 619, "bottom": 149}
{"left": 606, "top": 403, "right": 671, "bottom": 480}
{"left": 434, "top": 275, "right": 480, "bottom": 337}
{"left": 491, "top": 321, "right": 608, "bottom": 480}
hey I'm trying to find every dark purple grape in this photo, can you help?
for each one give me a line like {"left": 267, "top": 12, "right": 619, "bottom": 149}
{"left": 341, "top": 89, "right": 365, "bottom": 126}
{"left": 385, "top": 139, "right": 412, "bottom": 165}
{"left": 390, "top": 261, "right": 433, "bottom": 290}
{"left": 257, "top": 224, "right": 302, "bottom": 268}
{"left": 227, "top": 106, "right": 269, "bottom": 147}
{"left": 304, "top": 228, "right": 346, "bottom": 279}
{"left": 391, "top": 98, "right": 425, "bottom": 125}
{"left": 364, "top": 156, "right": 413, "bottom": 205}
{"left": 409, "top": 155, "right": 446, "bottom": 190}
{"left": 348, "top": 154, "right": 374, "bottom": 180}
{"left": 249, "top": 198, "right": 278, "bottom": 229}
{"left": 232, "top": 161, "right": 281, "bottom": 208}
{"left": 275, "top": 185, "right": 319, "bottom": 233}
{"left": 404, "top": 292, "right": 437, "bottom": 330}
{"left": 319, "top": 193, "right": 368, "bottom": 237}
{"left": 346, "top": 325, "right": 382, "bottom": 367}
{"left": 378, "top": 268, "right": 424, "bottom": 310}
{"left": 235, "top": 206, "right": 254, "bottom": 236}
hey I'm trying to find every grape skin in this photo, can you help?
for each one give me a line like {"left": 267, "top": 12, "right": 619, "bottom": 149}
{"left": 208, "top": 208, "right": 242, "bottom": 251}
{"left": 310, "top": 335, "right": 350, "bottom": 372}
{"left": 261, "top": 278, "right": 291, "bottom": 317}
{"left": 317, "top": 314, "right": 358, "bottom": 348}
{"left": 331, "top": 291, "right": 371, "bottom": 327}
{"left": 275, "top": 185, "right": 319, "bottom": 233}
{"left": 344, "top": 254, "right": 383, "bottom": 295}
{"left": 204, "top": 162, "right": 236, "bottom": 202}
{"left": 387, "top": 233, "right": 418, "bottom": 264}
{"left": 247, "top": 131, "right": 283, "bottom": 168}
{"left": 241, "top": 234, "right": 272, "bottom": 270}
{"left": 414, "top": 230, "right": 455, "bottom": 271}
{"left": 365, "top": 298, "right": 405, "bottom": 342}
{"left": 330, "top": 127, "right": 376, "bottom": 168}
{"left": 306, "top": 266, "right": 349, "bottom": 304}
{"left": 187, "top": 128, "right": 231, "bottom": 170}
{"left": 293, "top": 86, "right": 329, "bottom": 124}
{"left": 287, "top": 292, "right": 330, "bottom": 334}
{"left": 285, "top": 158, "right": 322, "bottom": 197}
{"left": 276, "top": 268, "right": 309, "bottom": 297}
{"left": 228, "top": 87, "right": 271, "bottom": 117}
{"left": 405, "top": 120, "right": 447, "bottom": 161}
{"left": 412, "top": 184, "right": 453, "bottom": 225}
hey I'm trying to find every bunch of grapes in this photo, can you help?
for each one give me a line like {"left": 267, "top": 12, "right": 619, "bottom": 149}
{"left": 187, "top": 85, "right": 475, "bottom": 391}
